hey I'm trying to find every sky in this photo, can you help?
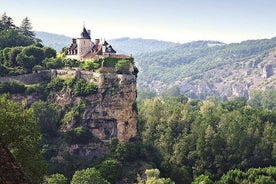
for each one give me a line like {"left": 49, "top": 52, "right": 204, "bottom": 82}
{"left": 0, "top": 0, "right": 276, "bottom": 43}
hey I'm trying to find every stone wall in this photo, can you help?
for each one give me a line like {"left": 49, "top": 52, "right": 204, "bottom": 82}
{"left": 0, "top": 70, "right": 50, "bottom": 85}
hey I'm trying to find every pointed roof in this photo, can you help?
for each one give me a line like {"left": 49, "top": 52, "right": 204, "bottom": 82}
{"left": 79, "top": 27, "right": 91, "bottom": 39}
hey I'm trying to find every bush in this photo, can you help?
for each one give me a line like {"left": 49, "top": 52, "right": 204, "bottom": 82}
{"left": 47, "top": 77, "right": 64, "bottom": 91}
{"left": 102, "top": 57, "right": 118, "bottom": 67}
{"left": 0, "top": 82, "right": 26, "bottom": 94}
{"left": 115, "top": 59, "right": 130, "bottom": 74}
{"left": 63, "top": 58, "right": 79, "bottom": 68}
{"left": 99, "top": 159, "right": 122, "bottom": 184}
{"left": 80, "top": 61, "right": 100, "bottom": 70}
{"left": 47, "top": 173, "right": 67, "bottom": 184}
{"left": 73, "top": 79, "right": 97, "bottom": 96}
{"left": 64, "top": 126, "right": 92, "bottom": 144}
{"left": 71, "top": 168, "right": 109, "bottom": 184}
{"left": 43, "top": 47, "right": 56, "bottom": 58}
{"left": 44, "top": 57, "right": 64, "bottom": 69}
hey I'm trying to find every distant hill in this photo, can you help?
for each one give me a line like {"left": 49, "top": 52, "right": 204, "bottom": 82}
{"left": 35, "top": 32, "right": 179, "bottom": 54}
{"left": 135, "top": 38, "right": 276, "bottom": 99}
{"left": 108, "top": 37, "right": 179, "bottom": 55}
{"left": 35, "top": 31, "right": 71, "bottom": 51}
{"left": 35, "top": 31, "right": 276, "bottom": 99}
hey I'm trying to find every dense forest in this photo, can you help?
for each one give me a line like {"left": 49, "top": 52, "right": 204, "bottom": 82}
{"left": 0, "top": 13, "right": 276, "bottom": 184}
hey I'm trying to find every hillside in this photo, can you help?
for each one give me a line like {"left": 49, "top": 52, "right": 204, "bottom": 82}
{"left": 135, "top": 38, "right": 276, "bottom": 99}
{"left": 35, "top": 31, "right": 71, "bottom": 51}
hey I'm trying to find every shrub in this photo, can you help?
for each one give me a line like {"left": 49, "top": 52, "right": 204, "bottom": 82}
{"left": 47, "top": 77, "right": 64, "bottom": 91}
{"left": 115, "top": 59, "right": 130, "bottom": 74}
{"left": 0, "top": 82, "right": 26, "bottom": 94}
{"left": 80, "top": 61, "right": 100, "bottom": 70}
{"left": 47, "top": 173, "right": 67, "bottom": 184}
{"left": 71, "top": 168, "right": 109, "bottom": 184}
{"left": 64, "top": 126, "right": 92, "bottom": 144}
{"left": 99, "top": 159, "right": 122, "bottom": 184}
{"left": 102, "top": 57, "right": 118, "bottom": 67}
{"left": 73, "top": 79, "right": 97, "bottom": 96}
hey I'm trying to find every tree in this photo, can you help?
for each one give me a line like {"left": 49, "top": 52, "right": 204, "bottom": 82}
{"left": 0, "top": 94, "right": 46, "bottom": 183}
{"left": 19, "top": 17, "right": 35, "bottom": 39}
{"left": 47, "top": 173, "right": 67, "bottom": 184}
{"left": 99, "top": 159, "right": 122, "bottom": 183}
{"left": 0, "top": 12, "right": 16, "bottom": 30}
{"left": 16, "top": 45, "right": 45, "bottom": 72}
{"left": 43, "top": 46, "right": 57, "bottom": 58}
{"left": 31, "top": 100, "right": 60, "bottom": 137}
{"left": 192, "top": 175, "right": 213, "bottom": 184}
{"left": 143, "top": 169, "right": 175, "bottom": 184}
{"left": 71, "top": 168, "right": 109, "bottom": 184}
{"left": 0, "top": 29, "right": 34, "bottom": 49}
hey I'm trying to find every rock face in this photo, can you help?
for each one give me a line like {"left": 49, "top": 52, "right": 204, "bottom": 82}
{"left": 0, "top": 138, "right": 28, "bottom": 184}
{"left": 48, "top": 70, "right": 138, "bottom": 158}
{"left": 154, "top": 48, "right": 276, "bottom": 99}
{"left": 0, "top": 66, "right": 138, "bottom": 159}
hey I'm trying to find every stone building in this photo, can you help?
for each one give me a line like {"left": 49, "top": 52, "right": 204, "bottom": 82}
{"left": 66, "top": 27, "right": 116, "bottom": 61}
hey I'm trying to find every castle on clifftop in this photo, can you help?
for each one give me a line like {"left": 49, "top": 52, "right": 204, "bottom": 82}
{"left": 66, "top": 26, "right": 123, "bottom": 61}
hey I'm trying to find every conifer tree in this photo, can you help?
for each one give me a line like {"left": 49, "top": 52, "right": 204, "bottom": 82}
{"left": 0, "top": 12, "right": 16, "bottom": 31}
{"left": 19, "top": 17, "right": 35, "bottom": 39}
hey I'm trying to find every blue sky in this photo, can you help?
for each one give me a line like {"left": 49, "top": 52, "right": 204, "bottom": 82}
{"left": 0, "top": 0, "right": 276, "bottom": 43}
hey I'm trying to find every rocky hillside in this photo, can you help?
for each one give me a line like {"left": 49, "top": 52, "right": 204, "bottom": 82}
{"left": 135, "top": 38, "right": 276, "bottom": 99}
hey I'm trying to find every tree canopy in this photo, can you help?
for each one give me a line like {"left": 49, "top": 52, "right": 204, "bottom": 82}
{"left": 0, "top": 94, "right": 46, "bottom": 183}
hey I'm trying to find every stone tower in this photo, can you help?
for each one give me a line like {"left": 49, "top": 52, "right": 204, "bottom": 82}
{"left": 77, "top": 27, "right": 92, "bottom": 59}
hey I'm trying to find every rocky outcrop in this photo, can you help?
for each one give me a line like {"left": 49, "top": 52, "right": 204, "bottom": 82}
{"left": 51, "top": 70, "right": 138, "bottom": 142}
{"left": 0, "top": 138, "right": 28, "bottom": 184}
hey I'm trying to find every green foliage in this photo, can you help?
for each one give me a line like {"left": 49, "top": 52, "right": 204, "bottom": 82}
{"left": 0, "top": 94, "right": 46, "bottom": 183}
{"left": 217, "top": 167, "right": 276, "bottom": 184}
{"left": 19, "top": 17, "right": 35, "bottom": 39}
{"left": 192, "top": 175, "right": 213, "bottom": 184}
{"left": 63, "top": 58, "right": 79, "bottom": 68}
{"left": 31, "top": 101, "right": 60, "bottom": 137}
{"left": 139, "top": 96, "right": 276, "bottom": 182}
{"left": 0, "top": 13, "right": 35, "bottom": 49}
{"left": 143, "top": 169, "right": 175, "bottom": 184}
{"left": 71, "top": 168, "right": 110, "bottom": 184}
{"left": 0, "top": 29, "right": 34, "bottom": 49}
{"left": 73, "top": 78, "right": 98, "bottom": 96}
{"left": 0, "top": 12, "right": 16, "bottom": 30}
{"left": 115, "top": 59, "right": 130, "bottom": 74}
{"left": 62, "top": 101, "right": 86, "bottom": 125}
{"left": 249, "top": 90, "right": 276, "bottom": 110}
{"left": 8, "top": 46, "right": 23, "bottom": 67}
{"left": 16, "top": 45, "right": 45, "bottom": 72}
{"left": 80, "top": 60, "right": 100, "bottom": 70}
{"left": 102, "top": 57, "right": 119, "bottom": 67}
{"left": 99, "top": 159, "right": 122, "bottom": 183}
{"left": 44, "top": 57, "right": 64, "bottom": 69}
{"left": 43, "top": 46, "right": 57, "bottom": 58}
{"left": 0, "top": 81, "right": 26, "bottom": 94}
{"left": 47, "top": 77, "right": 64, "bottom": 91}
{"left": 47, "top": 173, "right": 67, "bottom": 184}
{"left": 64, "top": 126, "right": 93, "bottom": 144}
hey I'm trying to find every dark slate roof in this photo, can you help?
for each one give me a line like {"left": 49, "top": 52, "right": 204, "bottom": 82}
{"left": 80, "top": 27, "right": 91, "bottom": 39}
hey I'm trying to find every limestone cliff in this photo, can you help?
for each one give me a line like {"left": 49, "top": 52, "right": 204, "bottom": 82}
{"left": 49, "top": 70, "right": 138, "bottom": 142}
{"left": 0, "top": 66, "right": 138, "bottom": 159}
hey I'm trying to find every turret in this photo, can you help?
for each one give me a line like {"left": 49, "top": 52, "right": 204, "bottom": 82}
{"left": 77, "top": 27, "right": 92, "bottom": 59}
